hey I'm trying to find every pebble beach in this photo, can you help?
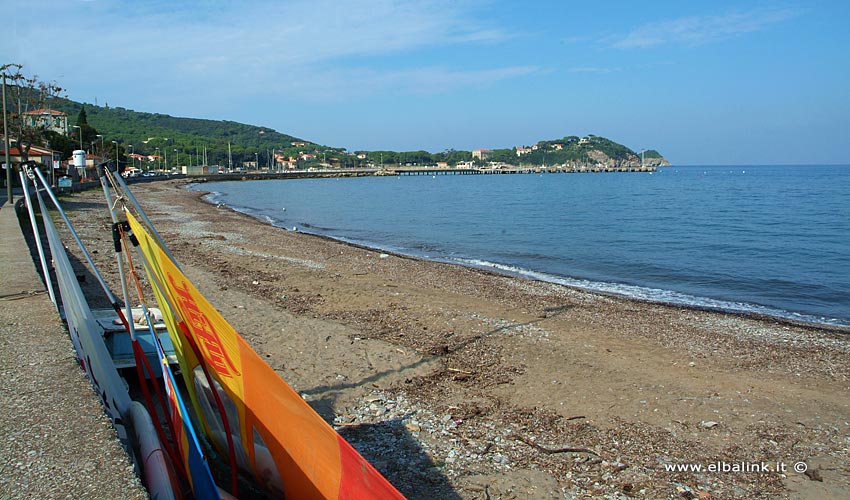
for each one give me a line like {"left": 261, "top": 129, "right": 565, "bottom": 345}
{"left": 52, "top": 178, "right": 850, "bottom": 499}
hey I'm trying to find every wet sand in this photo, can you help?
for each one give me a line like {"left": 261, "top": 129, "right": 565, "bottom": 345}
{"left": 60, "top": 178, "right": 850, "bottom": 499}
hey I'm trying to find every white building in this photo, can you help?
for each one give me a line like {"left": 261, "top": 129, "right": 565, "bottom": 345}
{"left": 22, "top": 109, "right": 69, "bottom": 135}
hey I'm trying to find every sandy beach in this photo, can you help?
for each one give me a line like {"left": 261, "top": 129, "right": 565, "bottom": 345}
{"left": 56, "top": 178, "right": 850, "bottom": 500}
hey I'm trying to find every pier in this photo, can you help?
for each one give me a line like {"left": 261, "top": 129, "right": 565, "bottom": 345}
{"left": 390, "top": 165, "right": 657, "bottom": 175}
{"left": 393, "top": 167, "right": 479, "bottom": 176}
{"left": 188, "top": 165, "right": 658, "bottom": 182}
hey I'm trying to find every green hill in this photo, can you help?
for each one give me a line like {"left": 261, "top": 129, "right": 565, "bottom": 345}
{"left": 46, "top": 97, "right": 668, "bottom": 169}
{"left": 49, "top": 97, "right": 318, "bottom": 168}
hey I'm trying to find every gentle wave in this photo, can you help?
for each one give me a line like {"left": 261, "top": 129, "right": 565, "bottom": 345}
{"left": 453, "top": 258, "right": 850, "bottom": 327}
{"left": 191, "top": 167, "right": 850, "bottom": 329}
{"left": 203, "top": 189, "right": 850, "bottom": 327}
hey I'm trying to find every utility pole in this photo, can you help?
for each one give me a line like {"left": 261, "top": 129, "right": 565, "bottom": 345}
{"left": 2, "top": 72, "right": 11, "bottom": 203}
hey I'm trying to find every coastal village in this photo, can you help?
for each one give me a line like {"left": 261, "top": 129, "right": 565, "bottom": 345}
{"left": 3, "top": 104, "right": 669, "bottom": 187}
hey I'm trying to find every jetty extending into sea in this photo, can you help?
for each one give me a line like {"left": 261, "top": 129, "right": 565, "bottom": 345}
{"left": 392, "top": 165, "right": 658, "bottom": 175}
{"left": 178, "top": 163, "right": 659, "bottom": 183}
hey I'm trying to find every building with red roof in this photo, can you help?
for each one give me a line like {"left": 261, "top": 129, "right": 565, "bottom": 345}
{"left": 22, "top": 108, "right": 69, "bottom": 135}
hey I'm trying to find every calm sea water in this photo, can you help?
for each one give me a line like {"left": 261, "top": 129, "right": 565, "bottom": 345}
{"left": 194, "top": 165, "right": 850, "bottom": 327}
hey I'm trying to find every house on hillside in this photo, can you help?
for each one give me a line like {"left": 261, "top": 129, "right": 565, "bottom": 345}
{"left": 23, "top": 109, "right": 69, "bottom": 135}
{"left": 516, "top": 146, "right": 532, "bottom": 156}
{"left": 472, "top": 149, "right": 491, "bottom": 160}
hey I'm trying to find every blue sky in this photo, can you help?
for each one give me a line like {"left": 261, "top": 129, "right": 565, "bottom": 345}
{"left": 3, "top": 0, "right": 849, "bottom": 165}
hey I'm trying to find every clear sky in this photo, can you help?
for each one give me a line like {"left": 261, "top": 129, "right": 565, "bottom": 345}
{"left": 3, "top": 0, "right": 849, "bottom": 165}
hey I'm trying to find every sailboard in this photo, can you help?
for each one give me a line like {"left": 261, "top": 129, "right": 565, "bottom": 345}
{"left": 127, "top": 209, "right": 405, "bottom": 499}
{"left": 22, "top": 161, "right": 406, "bottom": 499}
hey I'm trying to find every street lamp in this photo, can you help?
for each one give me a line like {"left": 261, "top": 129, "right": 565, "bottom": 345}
{"left": 72, "top": 125, "right": 83, "bottom": 150}
{"left": 112, "top": 141, "right": 118, "bottom": 171}
{"left": 128, "top": 145, "right": 134, "bottom": 171}
{"left": 174, "top": 148, "right": 178, "bottom": 171}
{"left": 3, "top": 67, "right": 15, "bottom": 202}
{"left": 147, "top": 137, "right": 169, "bottom": 171}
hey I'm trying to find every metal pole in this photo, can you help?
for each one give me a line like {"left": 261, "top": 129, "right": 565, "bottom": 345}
{"left": 73, "top": 125, "right": 82, "bottom": 151}
{"left": 98, "top": 170, "right": 139, "bottom": 340}
{"left": 18, "top": 167, "right": 57, "bottom": 306}
{"left": 31, "top": 166, "right": 121, "bottom": 307}
{"left": 3, "top": 74, "right": 11, "bottom": 203}
{"left": 49, "top": 149, "right": 55, "bottom": 186}
{"left": 109, "top": 169, "right": 182, "bottom": 270}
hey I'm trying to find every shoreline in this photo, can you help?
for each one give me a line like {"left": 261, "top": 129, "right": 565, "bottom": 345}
{"left": 190, "top": 182, "right": 850, "bottom": 335}
{"left": 56, "top": 179, "right": 850, "bottom": 499}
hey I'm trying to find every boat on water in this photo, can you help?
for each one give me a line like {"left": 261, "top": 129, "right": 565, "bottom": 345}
{"left": 18, "top": 161, "right": 406, "bottom": 500}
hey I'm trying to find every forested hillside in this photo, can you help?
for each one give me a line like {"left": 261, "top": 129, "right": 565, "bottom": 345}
{"left": 49, "top": 97, "right": 312, "bottom": 168}
{"left": 45, "top": 96, "right": 667, "bottom": 169}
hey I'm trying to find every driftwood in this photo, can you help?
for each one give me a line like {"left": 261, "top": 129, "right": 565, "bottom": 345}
{"left": 512, "top": 435, "right": 599, "bottom": 456}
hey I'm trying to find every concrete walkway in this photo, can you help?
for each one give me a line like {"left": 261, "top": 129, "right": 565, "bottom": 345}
{"left": 0, "top": 199, "right": 148, "bottom": 498}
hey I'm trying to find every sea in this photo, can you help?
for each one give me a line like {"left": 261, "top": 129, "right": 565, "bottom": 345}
{"left": 192, "top": 165, "right": 850, "bottom": 328}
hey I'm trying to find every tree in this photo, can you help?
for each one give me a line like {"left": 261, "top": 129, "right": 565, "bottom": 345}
{"left": 73, "top": 106, "right": 99, "bottom": 147}
{"left": 76, "top": 105, "right": 88, "bottom": 125}
{"left": 43, "top": 130, "right": 75, "bottom": 160}
{"left": 1, "top": 63, "right": 65, "bottom": 165}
